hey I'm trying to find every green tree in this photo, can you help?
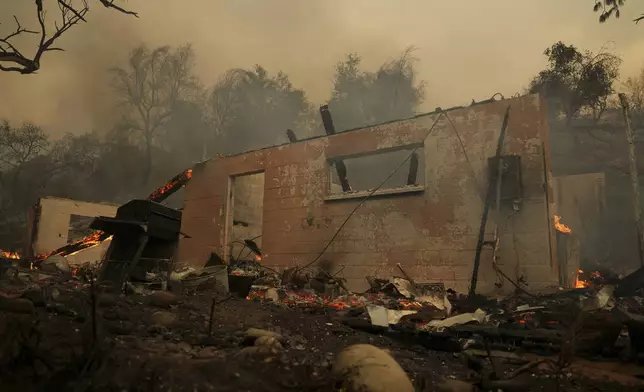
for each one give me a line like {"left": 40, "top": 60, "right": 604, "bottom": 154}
{"left": 529, "top": 41, "right": 621, "bottom": 124}
{"left": 327, "top": 47, "right": 426, "bottom": 132}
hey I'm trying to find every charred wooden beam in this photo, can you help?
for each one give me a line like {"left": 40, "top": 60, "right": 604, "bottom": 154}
{"left": 286, "top": 129, "right": 297, "bottom": 143}
{"left": 407, "top": 152, "right": 419, "bottom": 185}
{"left": 319, "top": 105, "right": 336, "bottom": 134}
{"left": 320, "top": 105, "right": 351, "bottom": 192}
{"left": 147, "top": 167, "right": 194, "bottom": 203}
{"left": 333, "top": 160, "right": 351, "bottom": 192}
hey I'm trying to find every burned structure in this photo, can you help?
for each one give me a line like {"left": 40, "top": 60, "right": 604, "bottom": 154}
{"left": 26, "top": 197, "right": 118, "bottom": 264}
{"left": 178, "top": 94, "right": 563, "bottom": 294}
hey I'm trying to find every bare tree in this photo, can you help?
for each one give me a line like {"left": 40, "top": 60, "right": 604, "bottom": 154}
{"left": 0, "top": 0, "right": 137, "bottom": 74}
{"left": 111, "top": 44, "right": 198, "bottom": 183}
{"left": 0, "top": 121, "right": 49, "bottom": 171}
{"left": 624, "top": 68, "right": 644, "bottom": 116}
{"left": 0, "top": 121, "right": 50, "bottom": 249}
{"left": 202, "top": 69, "right": 246, "bottom": 159}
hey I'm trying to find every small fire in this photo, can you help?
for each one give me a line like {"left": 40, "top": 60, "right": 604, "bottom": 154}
{"left": 575, "top": 269, "right": 589, "bottom": 288}
{"left": 0, "top": 250, "right": 20, "bottom": 259}
{"left": 255, "top": 254, "right": 262, "bottom": 262}
{"left": 574, "top": 269, "right": 602, "bottom": 288}
{"left": 554, "top": 215, "right": 572, "bottom": 234}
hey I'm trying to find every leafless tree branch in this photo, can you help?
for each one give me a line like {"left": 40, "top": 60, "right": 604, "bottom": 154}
{"left": 0, "top": 0, "right": 137, "bottom": 74}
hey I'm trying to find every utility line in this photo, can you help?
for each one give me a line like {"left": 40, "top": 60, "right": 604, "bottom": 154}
{"left": 298, "top": 111, "right": 446, "bottom": 271}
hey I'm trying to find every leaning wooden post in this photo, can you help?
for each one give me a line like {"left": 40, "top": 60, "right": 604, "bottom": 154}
{"left": 618, "top": 93, "right": 644, "bottom": 267}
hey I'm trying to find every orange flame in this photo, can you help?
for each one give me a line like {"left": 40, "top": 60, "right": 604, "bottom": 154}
{"left": 0, "top": 250, "right": 20, "bottom": 259}
{"left": 55, "top": 231, "right": 103, "bottom": 255}
{"left": 255, "top": 254, "right": 262, "bottom": 262}
{"left": 554, "top": 215, "right": 572, "bottom": 234}
{"left": 574, "top": 269, "right": 588, "bottom": 288}
{"left": 574, "top": 269, "right": 602, "bottom": 288}
{"left": 147, "top": 169, "right": 193, "bottom": 201}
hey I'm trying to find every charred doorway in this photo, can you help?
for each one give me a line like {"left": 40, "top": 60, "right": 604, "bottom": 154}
{"left": 226, "top": 172, "right": 265, "bottom": 263}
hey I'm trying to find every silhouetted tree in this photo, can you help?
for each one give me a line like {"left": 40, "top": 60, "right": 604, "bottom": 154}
{"left": 592, "top": 0, "right": 644, "bottom": 23}
{"left": 111, "top": 44, "right": 199, "bottom": 183}
{"left": 0, "top": 0, "right": 137, "bottom": 74}
{"left": 529, "top": 41, "right": 621, "bottom": 124}
{"left": 0, "top": 121, "right": 104, "bottom": 249}
{"left": 327, "top": 47, "right": 425, "bottom": 132}
{"left": 204, "top": 66, "right": 315, "bottom": 155}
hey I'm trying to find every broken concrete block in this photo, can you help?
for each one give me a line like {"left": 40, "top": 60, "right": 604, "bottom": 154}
{"left": 41, "top": 255, "right": 71, "bottom": 273}
{"left": 264, "top": 288, "right": 279, "bottom": 302}
{"left": 254, "top": 335, "right": 283, "bottom": 352}
{"left": 245, "top": 328, "right": 284, "bottom": 343}
{"left": 332, "top": 344, "right": 414, "bottom": 392}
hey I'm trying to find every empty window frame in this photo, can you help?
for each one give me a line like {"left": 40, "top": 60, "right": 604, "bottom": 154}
{"left": 327, "top": 145, "right": 425, "bottom": 200}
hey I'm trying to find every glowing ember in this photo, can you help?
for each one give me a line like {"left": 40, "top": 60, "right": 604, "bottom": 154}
{"left": 55, "top": 231, "right": 103, "bottom": 255}
{"left": 255, "top": 254, "right": 262, "bottom": 262}
{"left": 574, "top": 269, "right": 602, "bottom": 288}
{"left": 246, "top": 287, "right": 429, "bottom": 311}
{"left": 146, "top": 168, "right": 193, "bottom": 202}
{"left": 554, "top": 215, "right": 572, "bottom": 234}
{"left": 0, "top": 250, "right": 20, "bottom": 259}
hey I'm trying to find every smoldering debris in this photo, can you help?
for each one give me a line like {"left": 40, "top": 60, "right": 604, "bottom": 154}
{"left": 2, "top": 255, "right": 644, "bottom": 391}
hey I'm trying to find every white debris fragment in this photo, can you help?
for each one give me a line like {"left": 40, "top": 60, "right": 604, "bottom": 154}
{"left": 421, "top": 308, "right": 487, "bottom": 332}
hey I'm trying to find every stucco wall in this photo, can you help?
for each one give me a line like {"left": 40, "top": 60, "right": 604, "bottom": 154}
{"left": 34, "top": 197, "right": 118, "bottom": 257}
{"left": 179, "top": 94, "right": 557, "bottom": 294}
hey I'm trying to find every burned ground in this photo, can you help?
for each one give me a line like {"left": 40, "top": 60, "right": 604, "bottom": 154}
{"left": 1, "top": 275, "right": 643, "bottom": 392}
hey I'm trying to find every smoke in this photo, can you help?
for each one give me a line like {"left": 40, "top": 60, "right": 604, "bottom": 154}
{"left": 1, "top": 0, "right": 644, "bottom": 137}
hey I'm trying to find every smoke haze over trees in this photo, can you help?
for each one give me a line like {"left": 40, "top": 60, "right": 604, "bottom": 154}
{"left": 0, "top": 46, "right": 425, "bottom": 250}
{"left": 328, "top": 47, "right": 425, "bottom": 132}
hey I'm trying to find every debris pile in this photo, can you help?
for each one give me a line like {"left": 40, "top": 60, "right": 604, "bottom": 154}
{"left": 1, "top": 252, "right": 643, "bottom": 392}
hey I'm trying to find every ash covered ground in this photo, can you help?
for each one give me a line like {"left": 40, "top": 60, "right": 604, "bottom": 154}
{"left": 1, "top": 277, "right": 643, "bottom": 392}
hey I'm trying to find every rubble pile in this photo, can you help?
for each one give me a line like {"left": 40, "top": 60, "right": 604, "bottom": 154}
{"left": 1, "top": 255, "right": 643, "bottom": 391}
{"left": 241, "top": 266, "right": 644, "bottom": 363}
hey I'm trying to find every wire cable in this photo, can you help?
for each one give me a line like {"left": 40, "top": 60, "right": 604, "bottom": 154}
{"left": 444, "top": 112, "right": 485, "bottom": 201}
{"left": 298, "top": 111, "right": 446, "bottom": 271}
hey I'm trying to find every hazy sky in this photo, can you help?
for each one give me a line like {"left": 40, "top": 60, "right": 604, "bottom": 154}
{"left": 1, "top": 0, "right": 644, "bottom": 137}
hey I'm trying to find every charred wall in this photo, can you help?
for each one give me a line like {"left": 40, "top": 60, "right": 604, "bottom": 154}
{"left": 547, "top": 107, "right": 644, "bottom": 275}
{"left": 33, "top": 197, "right": 118, "bottom": 260}
{"left": 179, "top": 94, "right": 557, "bottom": 294}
